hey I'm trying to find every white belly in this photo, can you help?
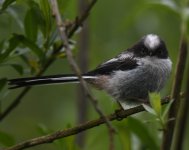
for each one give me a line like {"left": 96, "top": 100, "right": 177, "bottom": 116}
{"left": 105, "top": 57, "right": 172, "bottom": 109}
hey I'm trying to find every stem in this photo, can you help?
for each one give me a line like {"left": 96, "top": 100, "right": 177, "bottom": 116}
{"left": 161, "top": 35, "right": 188, "bottom": 150}
{"left": 171, "top": 54, "right": 189, "bottom": 150}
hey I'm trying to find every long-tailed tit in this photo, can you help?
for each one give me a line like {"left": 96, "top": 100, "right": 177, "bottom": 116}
{"left": 9, "top": 34, "right": 172, "bottom": 109}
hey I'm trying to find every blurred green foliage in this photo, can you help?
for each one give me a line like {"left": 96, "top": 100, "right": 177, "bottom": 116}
{"left": 0, "top": 0, "right": 189, "bottom": 150}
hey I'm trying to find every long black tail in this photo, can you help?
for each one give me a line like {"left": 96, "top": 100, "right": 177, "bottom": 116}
{"left": 8, "top": 74, "right": 96, "bottom": 89}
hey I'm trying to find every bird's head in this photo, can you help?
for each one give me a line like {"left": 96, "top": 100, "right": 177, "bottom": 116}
{"left": 128, "top": 34, "right": 169, "bottom": 59}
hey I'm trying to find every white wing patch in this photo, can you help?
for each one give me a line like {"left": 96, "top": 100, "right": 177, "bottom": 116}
{"left": 103, "top": 58, "right": 118, "bottom": 64}
{"left": 118, "top": 53, "right": 133, "bottom": 60}
{"left": 102, "top": 52, "right": 133, "bottom": 66}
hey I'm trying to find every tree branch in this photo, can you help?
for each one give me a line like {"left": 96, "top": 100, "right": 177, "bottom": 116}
{"left": 171, "top": 44, "right": 189, "bottom": 150}
{"left": 4, "top": 95, "right": 178, "bottom": 150}
{"left": 53, "top": 0, "right": 98, "bottom": 54}
{"left": 161, "top": 35, "right": 188, "bottom": 149}
{"left": 50, "top": 0, "right": 115, "bottom": 148}
{"left": 0, "top": 0, "right": 98, "bottom": 122}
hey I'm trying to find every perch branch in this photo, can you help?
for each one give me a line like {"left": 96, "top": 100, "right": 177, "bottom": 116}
{"left": 5, "top": 94, "right": 182, "bottom": 150}
{"left": 4, "top": 96, "right": 172, "bottom": 150}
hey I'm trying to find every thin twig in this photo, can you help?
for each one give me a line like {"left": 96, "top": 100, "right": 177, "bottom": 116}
{"left": 68, "top": 0, "right": 97, "bottom": 38}
{"left": 4, "top": 96, "right": 176, "bottom": 150}
{"left": 161, "top": 35, "right": 188, "bottom": 149}
{"left": 0, "top": 0, "right": 98, "bottom": 122}
{"left": 171, "top": 43, "right": 189, "bottom": 149}
{"left": 53, "top": 0, "right": 98, "bottom": 54}
{"left": 109, "top": 129, "right": 115, "bottom": 150}
{"left": 50, "top": 0, "right": 115, "bottom": 144}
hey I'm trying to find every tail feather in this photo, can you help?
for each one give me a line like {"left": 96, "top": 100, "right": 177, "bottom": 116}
{"left": 8, "top": 74, "right": 96, "bottom": 89}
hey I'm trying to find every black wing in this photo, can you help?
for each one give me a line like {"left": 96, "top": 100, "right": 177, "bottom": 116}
{"left": 87, "top": 56, "right": 138, "bottom": 75}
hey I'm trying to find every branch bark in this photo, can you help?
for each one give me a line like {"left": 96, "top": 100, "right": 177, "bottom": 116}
{"left": 161, "top": 35, "right": 188, "bottom": 149}
{"left": 171, "top": 50, "right": 189, "bottom": 150}
{"left": 0, "top": 0, "right": 98, "bottom": 122}
{"left": 4, "top": 96, "right": 175, "bottom": 150}
{"left": 50, "top": 0, "right": 115, "bottom": 148}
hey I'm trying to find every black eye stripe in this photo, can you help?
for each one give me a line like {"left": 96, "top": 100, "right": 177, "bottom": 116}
{"left": 154, "top": 48, "right": 162, "bottom": 54}
{"left": 127, "top": 37, "right": 168, "bottom": 59}
{"left": 140, "top": 46, "right": 149, "bottom": 55}
{"left": 159, "top": 49, "right": 163, "bottom": 54}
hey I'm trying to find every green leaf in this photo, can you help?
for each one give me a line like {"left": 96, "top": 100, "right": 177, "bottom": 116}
{"left": 39, "top": 0, "right": 52, "bottom": 25}
{"left": 149, "top": 92, "right": 162, "bottom": 116}
{"left": 115, "top": 121, "right": 132, "bottom": 150}
{"left": 10, "top": 64, "right": 23, "bottom": 75}
{"left": 0, "top": 78, "right": 7, "bottom": 91}
{"left": 0, "top": 130, "right": 15, "bottom": 146}
{"left": 162, "top": 99, "right": 174, "bottom": 120}
{"left": 118, "top": 130, "right": 131, "bottom": 150}
{"left": 0, "top": 35, "right": 19, "bottom": 63}
{"left": 1, "top": 0, "right": 16, "bottom": 11}
{"left": 24, "top": 8, "right": 38, "bottom": 42}
{"left": 38, "top": 0, "right": 52, "bottom": 38}
{"left": 142, "top": 104, "right": 157, "bottom": 116}
{"left": 45, "top": 30, "right": 58, "bottom": 49}
{"left": 13, "top": 34, "right": 44, "bottom": 58}
{"left": 127, "top": 117, "right": 159, "bottom": 150}
{"left": 19, "top": 55, "right": 30, "bottom": 66}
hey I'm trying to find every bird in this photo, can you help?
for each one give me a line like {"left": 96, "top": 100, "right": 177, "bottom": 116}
{"left": 8, "top": 34, "right": 172, "bottom": 109}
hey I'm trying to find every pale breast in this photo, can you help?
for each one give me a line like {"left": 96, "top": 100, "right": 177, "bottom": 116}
{"left": 105, "top": 57, "right": 172, "bottom": 101}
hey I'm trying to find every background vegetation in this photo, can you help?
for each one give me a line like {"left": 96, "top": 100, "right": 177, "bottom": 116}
{"left": 0, "top": 0, "right": 188, "bottom": 150}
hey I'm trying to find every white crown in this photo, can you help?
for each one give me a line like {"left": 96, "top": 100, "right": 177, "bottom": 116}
{"left": 144, "top": 34, "right": 160, "bottom": 50}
